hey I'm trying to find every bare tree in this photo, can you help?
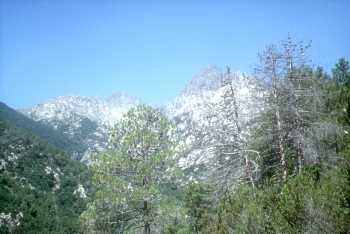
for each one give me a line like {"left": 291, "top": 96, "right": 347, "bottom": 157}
{"left": 256, "top": 44, "right": 288, "bottom": 180}
{"left": 254, "top": 36, "right": 337, "bottom": 180}
{"left": 208, "top": 67, "right": 261, "bottom": 195}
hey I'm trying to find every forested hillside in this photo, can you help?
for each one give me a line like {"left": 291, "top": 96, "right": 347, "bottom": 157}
{"left": 0, "top": 119, "right": 90, "bottom": 233}
{"left": 0, "top": 102, "right": 88, "bottom": 159}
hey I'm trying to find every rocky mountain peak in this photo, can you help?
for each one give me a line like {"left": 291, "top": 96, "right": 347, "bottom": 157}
{"left": 106, "top": 92, "right": 141, "bottom": 107}
{"left": 181, "top": 65, "right": 224, "bottom": 96}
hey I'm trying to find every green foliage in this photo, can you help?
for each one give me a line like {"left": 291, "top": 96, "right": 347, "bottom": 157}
{"left": 81, "top": 105, "right": 181, "bottom": 233}
{"left": 183, "top": 182, "right": 213, "bottom": 233}
{"left": 3, "top": 56, "right": 350, "bottom": 233}
{"left": 333, "top": 58, "right": 350, "bottom": 87}
{"left": 174, "top": 58, "right": 350, "bottom": 234}
{"left": 201, "top": 165, "right": 350, "bottom": 234}
{"left": 0, "top": 120, "right": 89, "bottom": 233}
{"left": 78, "top": 58, "right": 350, "bottom": 234}
{"left": 158, "top": 197, "right": 189, "bottom": 234}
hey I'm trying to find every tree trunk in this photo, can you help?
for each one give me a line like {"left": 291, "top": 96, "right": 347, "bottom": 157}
{"left": 226, "top": 69, "right": 255, "bottom": 187}
{"left": 143, "top": 200, "right": 150, "bottom": 234}
{"left": 276, "top": 108, "right": 287, "bottom": 180}
{"left": 271, "top": 56, "right": 287, "bottom": 180}
{"left": 143, "top": 176, "right": 150, "bottom": 234}
{"left": 297, "top": 141, "right": 303, "bottom": 174}
{"left": 226, "top": 67, "right": 255, "bottom": 188}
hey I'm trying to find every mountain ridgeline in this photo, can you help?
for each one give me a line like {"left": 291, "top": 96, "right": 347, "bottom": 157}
{"left": 0, "top": 102, "right": 88, "bottom": 159}
{"left": 1, "top": 49, "right": 350, "bottom": 233}
{"left": 20, "top": 94, "right": 141, "bottom": 161}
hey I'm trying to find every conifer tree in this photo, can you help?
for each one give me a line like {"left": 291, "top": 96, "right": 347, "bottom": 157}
{"left": 255, "top": 36, "right": 327, "bottom": 180}
{"left": 80, "top": 105, "right": 178, "bottom": 234}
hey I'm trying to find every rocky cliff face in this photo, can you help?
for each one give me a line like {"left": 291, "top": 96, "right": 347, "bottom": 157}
{"left": 166, "top": 66, "right": 259, "bottom": 181}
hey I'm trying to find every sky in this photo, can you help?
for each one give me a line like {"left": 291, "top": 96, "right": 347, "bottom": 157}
{"left": 0, "top": 0, "right": 349, "bottom": 108}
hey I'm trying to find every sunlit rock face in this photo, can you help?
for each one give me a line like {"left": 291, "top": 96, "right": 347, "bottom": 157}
{"left": 21, "top": 93, "right": 140, "bottom": 161}
{"left": 23, "top": 93, "right": 140, "bottom": 126}
{"left": 166, "top": 66, "right": 260, "bottom": 179}
{"left": 21, "top": 67, "right": 259, "bottom": 168}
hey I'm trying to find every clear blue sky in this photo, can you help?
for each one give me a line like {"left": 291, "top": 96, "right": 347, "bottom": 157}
{"left": 1, "top": 0, "right": 349, "bottom": 108}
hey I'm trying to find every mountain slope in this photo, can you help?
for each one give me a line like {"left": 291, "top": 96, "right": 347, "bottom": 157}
{"left": 21, "top": 94, "right": 140, "bottom": 161}
{"left": 18, "top": 67, "right": 258, "bottom": 169}
{"left": 0, "top": 102, "right": 87, "bottom": 159}
{"left": 166, "top": 66, "right": 261, "bottom": 179}
{"left": 0, "top": 119, "right": 89, "bottom": 233}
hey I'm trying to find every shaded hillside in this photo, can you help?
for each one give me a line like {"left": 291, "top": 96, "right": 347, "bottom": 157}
{"left": 0, "top": 119, "right": 90, "bottom": 233}
{"left": 0, "top": 102, "right": 87, "bottom": 159}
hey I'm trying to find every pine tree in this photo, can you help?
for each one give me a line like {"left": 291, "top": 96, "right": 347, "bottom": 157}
{"left": 332, "top": 58, "right": 350, "bottom": 123}
{"left": 80, "top": 105, "right": 178, "bottom": 234}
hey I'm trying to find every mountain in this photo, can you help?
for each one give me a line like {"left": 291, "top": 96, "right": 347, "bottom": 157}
{"left": 22, "top": 93, "right": 140, "bottom": 126}
{"left": 181, "top": 65, "right": 224, "bottom": 96}
{"left": 0, "top": 102, "right": 87, "bottom": 159}
{"left": 18, "top": 67, "right": 257, "bottom": 170}
{"left": 0, "top": 117, "right": 89, "bottom": 233}
{"left": 21, "top": 93, "right": 140, "bottom": 161}
{"left": 166, "top": 66, "right": 260, "bottom": 179}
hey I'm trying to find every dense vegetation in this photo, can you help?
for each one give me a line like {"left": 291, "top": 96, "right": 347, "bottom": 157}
{"left": 0, "top": 119, "right": 90, "bottom": 233}
{"left": 1, "top": 38, "right": 349, "bottom": 233}
{"left": 82, "top": 39, "right": 350, "bottom": 233}
{"left": 80, "top": 106, "right": 182, "bottom": 234}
